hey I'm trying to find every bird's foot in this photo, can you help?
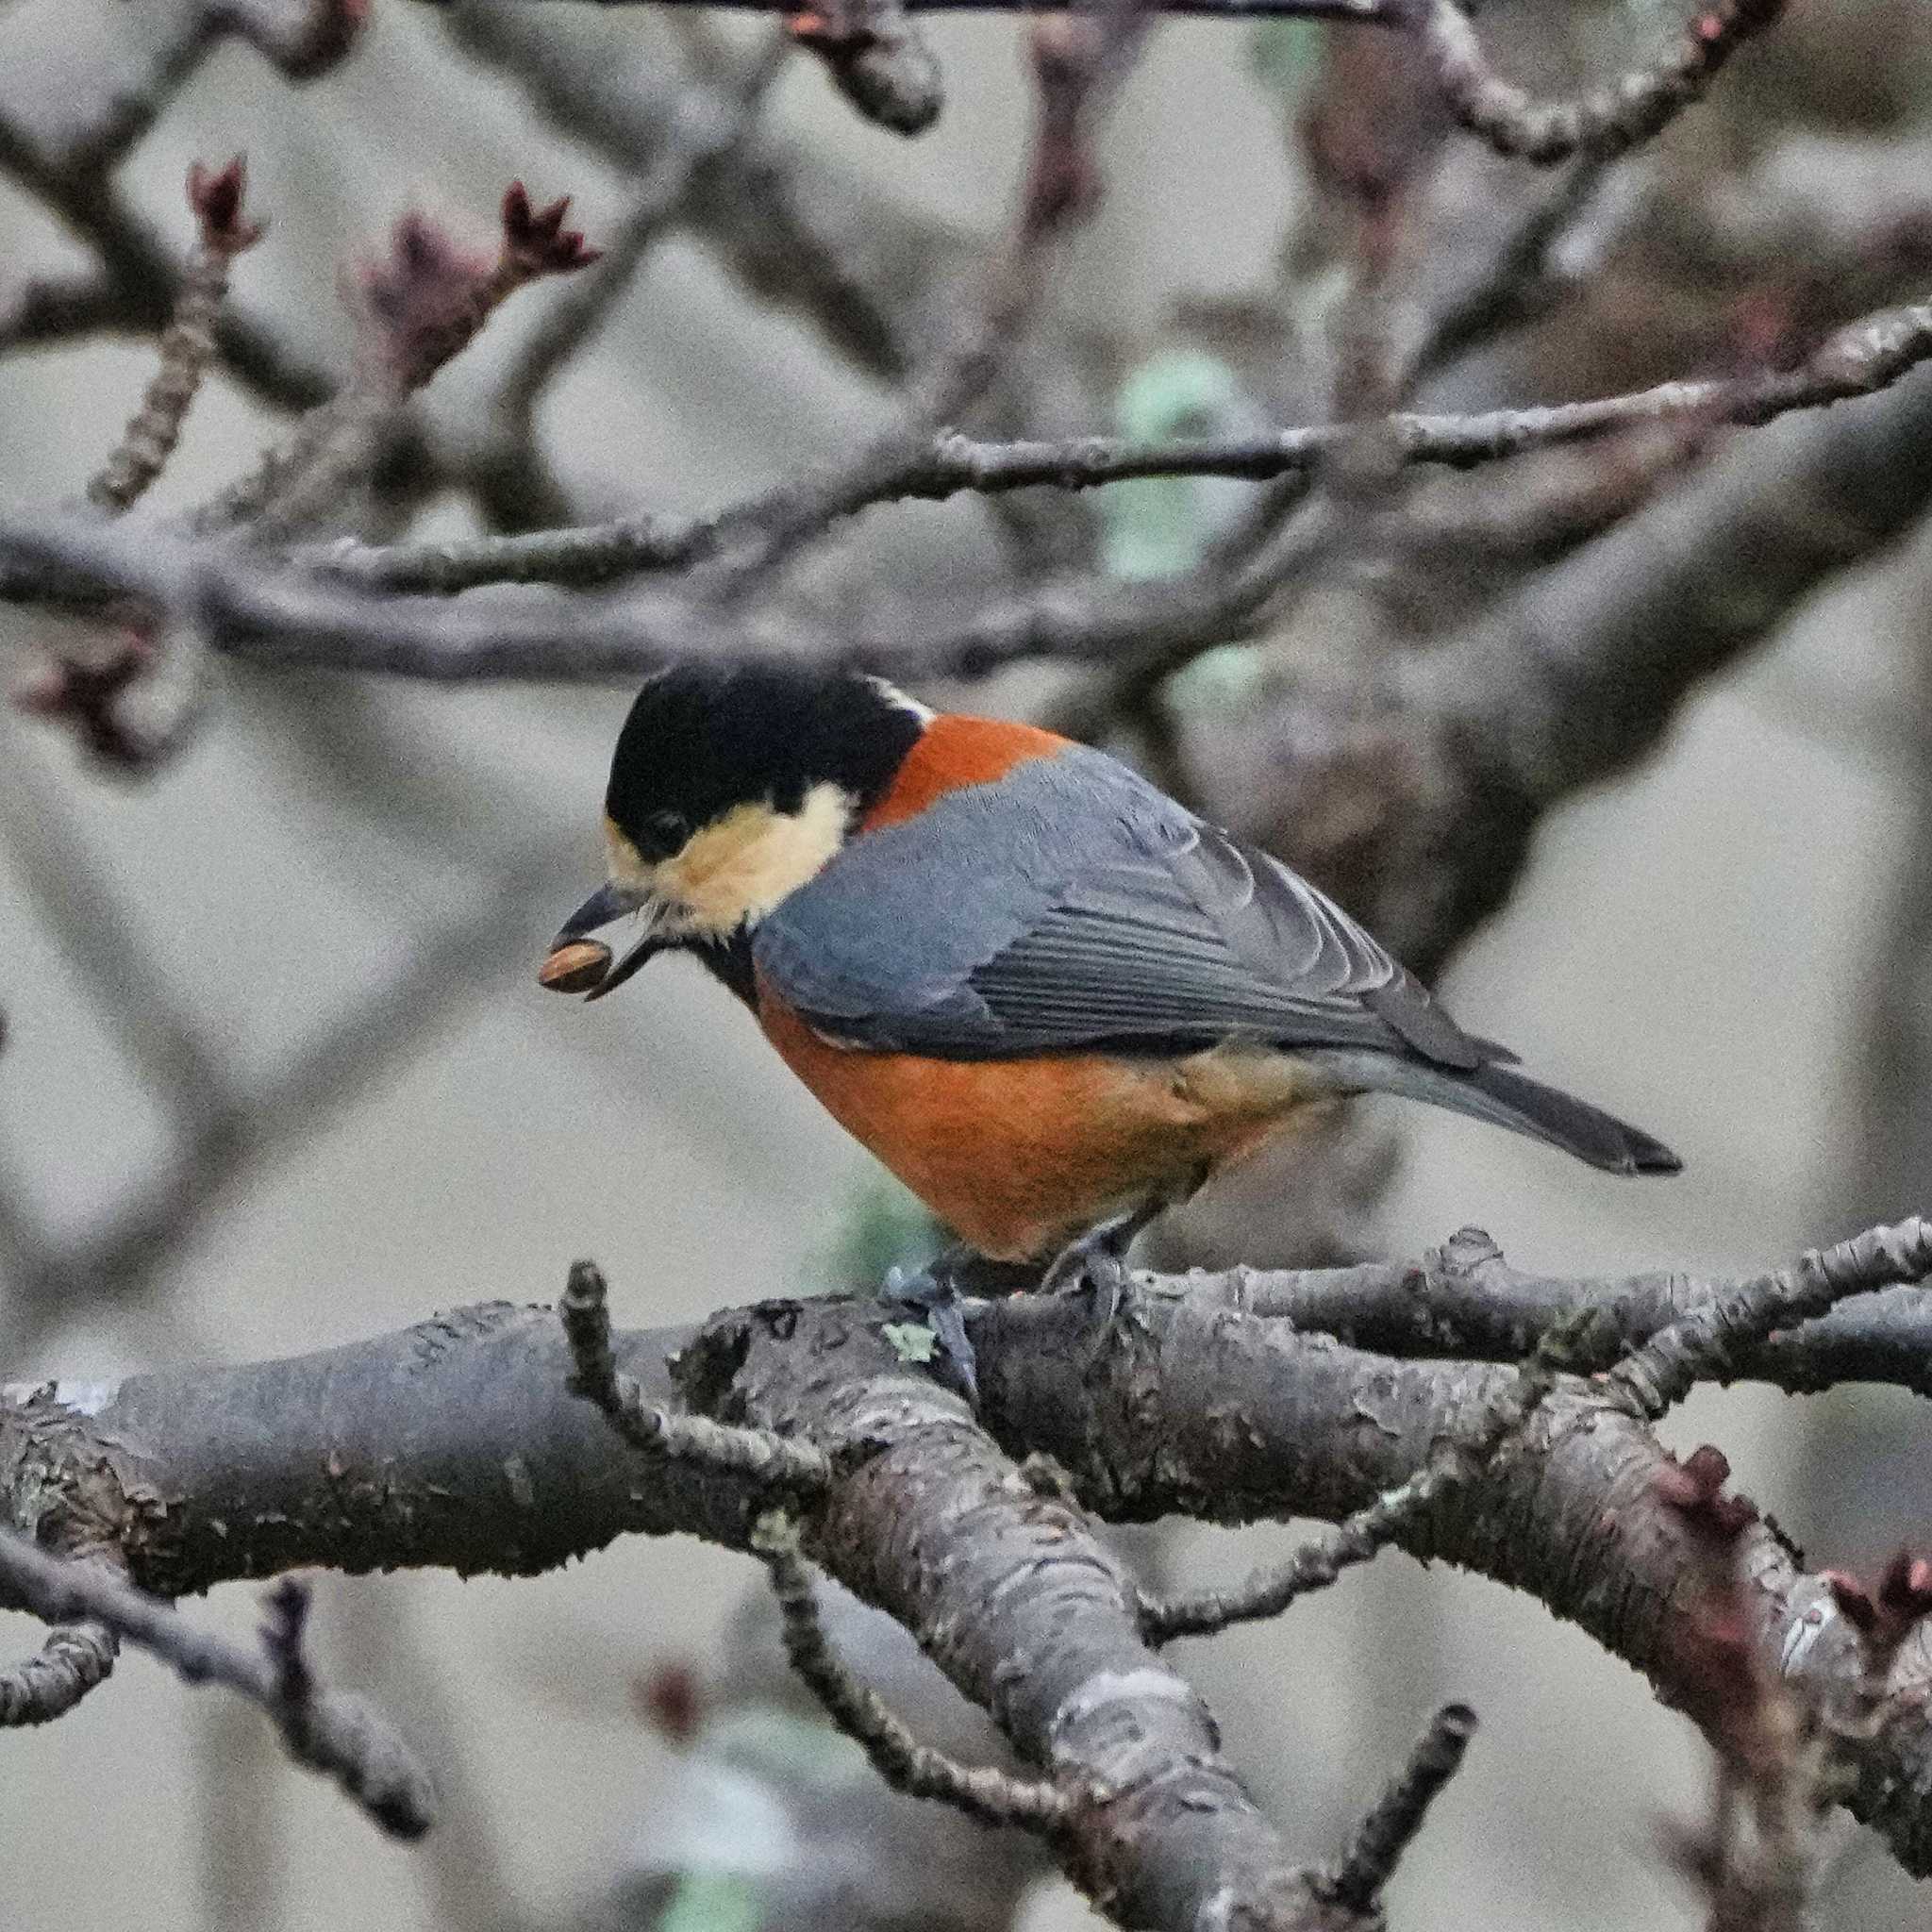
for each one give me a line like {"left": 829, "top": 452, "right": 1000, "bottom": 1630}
{"left": 882, "top": 1256, "right": 978, "bottom": 1406}
{"left": 1040, "top": 1207, "right": 1157, "bottom": 1326}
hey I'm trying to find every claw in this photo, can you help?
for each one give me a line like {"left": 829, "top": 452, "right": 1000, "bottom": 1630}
{"left": 1041, "top": 1205, "right": 1158, "bottom": 1322}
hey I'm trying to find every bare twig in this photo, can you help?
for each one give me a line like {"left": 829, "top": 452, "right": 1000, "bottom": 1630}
{"left": 492, "top": 32, "right": 791, "bottom": 426}
{"left": 708, "top": 4, "right": 1148, "bottom": 594}
{"left": 1607, "top": 1217, "right": 1932, "bottom": 1419}
{"left": 1318, "top": 1703, "right": 1478, "bottom": 1914}
{"left": 193, "top": 183, "right": 601, "bottom": 539}
{"left": 560, "top": 1261, "right": 833, "bottom": 1491}
{"left": 749, "top": 1508, "right": 1074, "bottom": 1834}
{"left": 1135, "top": 1276, "right": 1609, "bottom": 1642}
{"left": 1221, "top": 1229, "right": 1932, "bottom": 1397}
{"left": 261, "top": 281, "right": 1932, "bottom": 604}
{"left": 1418, "top": 0, "right": 1786, "bottom": 167}
{"left": 0, "top": 1534, "right": 434, "bottom": 1838}
{"left": 85, "top": 158, "right": 266, "bottom": 516}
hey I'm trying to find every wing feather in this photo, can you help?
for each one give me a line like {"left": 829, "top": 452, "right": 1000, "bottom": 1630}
{"left": 753, "top": 744, "right": 1491, "bottom": 1069}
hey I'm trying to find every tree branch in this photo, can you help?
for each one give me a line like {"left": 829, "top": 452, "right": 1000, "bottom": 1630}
{"left": 1317, "top": 1703, "right": 1477, "bottom": 1915}
{"left": 7, "top": 1225, "right": 1932, "bottom": 1895}
{"left": 0, "top": 1534, "right": 434, "bottom": 1838}
{"left": 749, "top": 1507, "right": 1075, "bottom": 1835}
{"left": 1223, "top": 1227, "right": 1932, "bottom": 1397}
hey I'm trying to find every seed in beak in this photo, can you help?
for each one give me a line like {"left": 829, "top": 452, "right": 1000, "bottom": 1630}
{"left": 539, "top": 940, "right": 613, "bottom": 994}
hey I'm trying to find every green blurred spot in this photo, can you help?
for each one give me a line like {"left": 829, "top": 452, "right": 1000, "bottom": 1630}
{"left": 658, "top": 1872, "right": 765, "bottom": 1932}
{"left": 811, "top": 1174, "right": 944, "bottom": 1292}
{"left": 1101, "top": 350, "right": 1244, "bottom": 583}
{"left": 709, "top": 1707, "right": 872, "bottom": 1785}
{"left": 1248, "top": 19, "right": 1325, "bottom": 100}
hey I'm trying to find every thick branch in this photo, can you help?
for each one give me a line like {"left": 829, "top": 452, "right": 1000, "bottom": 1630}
{"left": 5, "top": 1227, "right": 1932, "bottom": 1886}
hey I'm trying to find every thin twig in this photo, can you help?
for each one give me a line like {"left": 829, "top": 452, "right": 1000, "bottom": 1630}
{"left": 294, "top": 285, "right": 1932, "bottom": 599}
{"left": 1607, "top": 1216, "right": 1932, "bottom": 1420}
{"left": 1410, "top": 156, "right": 1609, "bottom": 383}
{"left": 192, "top": 184, "right": 601, "bottom": 539}
{"left": 1220, "top": 1228, "right": 1932, "bottom": 1397}
{"left": 559, "top": 1261, "right": 833, "bottom": 1491}
{"left": 1138, "top": 1221, "right": 1913, "bottom": 1645}
{"left": 492, "top": 32, "right": 791, "bottom": 425}
{"left": 85, "top": 158, "right": 265, "bottom": 516}
{"left": 1319, "top": 1703, "right": 1478, "bottom": 1913}
{"left": 749, "top": 1508, "right": 1075, "bottom": 1836}
{"left": 708, "top": 2, "right": 1150, "bottom": 595}
{"left": 1419, "top": 0, "right": 1787, "bottom": 167}
{"left": 0, "top": 1534, "right": 434, "bottom": 1837}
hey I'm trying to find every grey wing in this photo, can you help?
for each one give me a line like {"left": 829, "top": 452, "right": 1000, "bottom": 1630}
{"left": 753, "top": 746, "right": 1499, "bottom": 1072}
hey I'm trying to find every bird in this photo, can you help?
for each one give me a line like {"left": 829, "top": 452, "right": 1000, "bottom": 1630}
{"left": 542, "top": 662, "right": 1678, "bottom": 1367}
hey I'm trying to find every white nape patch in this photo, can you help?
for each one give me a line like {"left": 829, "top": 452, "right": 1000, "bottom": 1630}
{"left": 625, "top": 779, "right": 856, "bottom": 936}
{"left": 863, "top": 675, "right": 936, "bottom": 724}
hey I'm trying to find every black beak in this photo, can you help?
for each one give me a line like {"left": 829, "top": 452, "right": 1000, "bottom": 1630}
{"left": 555, "top": 882, "right": 635, "bottom": 943}
{"left": 585, "top": 932, "right": 668, "bottom": 1002}
{"left": 550, "top": 883, "right": 666, "bottom": 1002}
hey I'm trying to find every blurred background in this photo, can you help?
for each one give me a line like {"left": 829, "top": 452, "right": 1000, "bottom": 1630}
{"left": 2, "top": 0, "right": 1931, "bottom": 1926}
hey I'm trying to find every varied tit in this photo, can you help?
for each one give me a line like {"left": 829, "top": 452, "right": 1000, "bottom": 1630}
{"left": 543, "top": 663, "right": 1677, "bottom": 1310}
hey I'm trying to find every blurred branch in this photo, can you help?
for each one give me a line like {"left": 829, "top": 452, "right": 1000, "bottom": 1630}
{"left": 85, "top": 158, "right": 266, "bottom": 516}
{"left": 0, "top": 1536, "right": 434, "bottom": 1838}
{"left": 0, "top": 721, "right": 232, "bottom": 1120}
{"left": 1419, "top": 0, "right": 1784, "bottom": 166}
{"left": 0, "top": 23, "right": 338, "bottom": 411}
{"left": 441, "top": 3, "right": 967, "bottom": 378}
{"left": 706, "top": 5, "right": 1151, "bottom": 595}
{"left": 0, "top": 844, "right": 573, "bottom": 1347}
{"left": 491, "top": 31, "right": 791, "bottom": 429}
{"left": 193, "top": 184, "right": 601, "bottom": 541}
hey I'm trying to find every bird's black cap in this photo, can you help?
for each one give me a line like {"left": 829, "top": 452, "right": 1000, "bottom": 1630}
{"left": 605, "top": 662, "right": 926, "bottom": 859}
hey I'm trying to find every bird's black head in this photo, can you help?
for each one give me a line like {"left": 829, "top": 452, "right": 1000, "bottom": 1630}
{"left": 543, "top": 663, "right": 929, "bottom": 1003}
{"left": 604, "top": 661, "right": 927, "bottom": 864}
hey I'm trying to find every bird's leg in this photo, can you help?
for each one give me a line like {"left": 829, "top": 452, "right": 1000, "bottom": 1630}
{"left": 881, "top": 1242, "right": 989, "bottom": 1404}
{"left": 1040, "top": 1200, "right": 1164, "bottom": 1321}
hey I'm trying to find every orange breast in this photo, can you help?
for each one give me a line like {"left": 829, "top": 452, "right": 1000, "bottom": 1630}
{"left": 759, "top": 992, "right": 1329, "bottom": 1262}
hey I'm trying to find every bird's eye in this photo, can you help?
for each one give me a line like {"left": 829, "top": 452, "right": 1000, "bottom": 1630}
{"left": 638, "top": 810, "right": 687, "bottom": 857}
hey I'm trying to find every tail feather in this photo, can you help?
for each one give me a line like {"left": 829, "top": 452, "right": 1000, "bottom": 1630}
{"left": 1301, "top": 1051, "right": 1680, "bottom": 1176}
